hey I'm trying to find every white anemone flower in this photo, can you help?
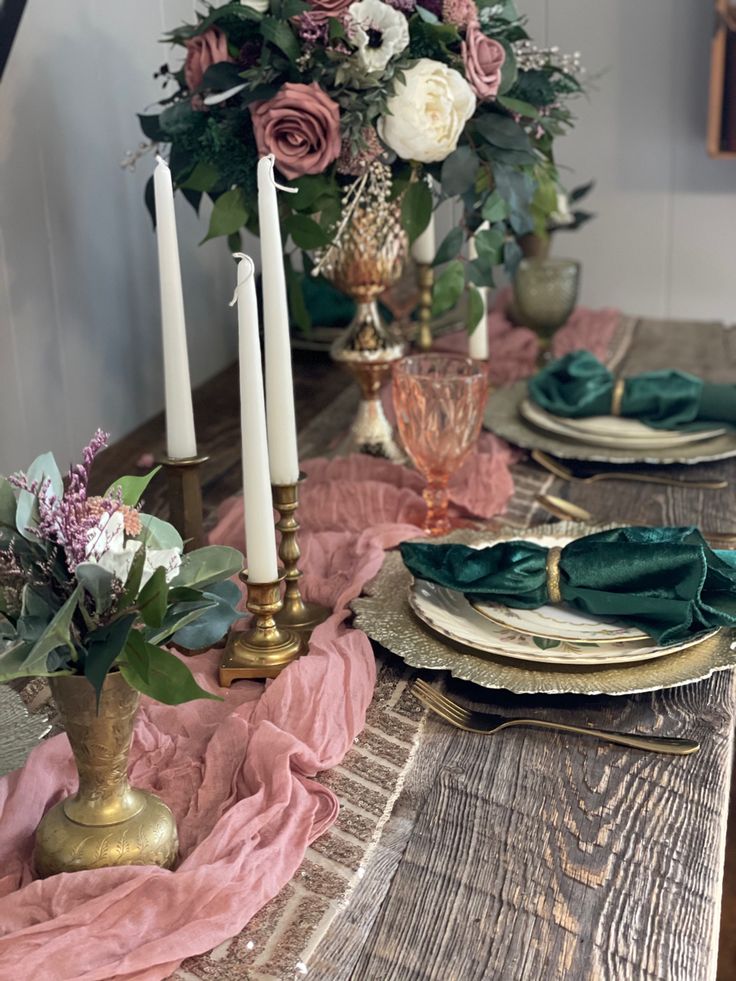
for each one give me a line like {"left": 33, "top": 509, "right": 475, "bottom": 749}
{"left": 348, "top": 0, "right": 410, "bottom": 75}
{"left": 80, "top": 510, "right": 181, "bottom": 590}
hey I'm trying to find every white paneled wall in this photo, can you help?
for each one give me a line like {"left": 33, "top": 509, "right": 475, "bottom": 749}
{"left": 1, "top": 1, "right": 735, "bottom": 474}
{"left": 532, "top": 0, "right": 736, "bottom": 322}
{"left": 0, "top": 1, "right": 238, "bottom": 474}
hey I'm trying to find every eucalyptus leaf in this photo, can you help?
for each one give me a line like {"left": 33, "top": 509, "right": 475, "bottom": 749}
{"left": 497, "top": 95, "right": 540, "bottom": 120}
{"left": 138, "top": 514, "right": 183, "bottom": 551}
{"left": 431, "top": 260, "right": 465, "bottom": 318}
{"left": 21, "top": 585, "right": 81, "bottom": 677}
{"left": 465, "top": 285, "right": 485, "bottom": 334}
{"left": 121, "top": 634, "right": 222, "bottom": 704}
{"left": 15, "top": 452, "right": 63, "bottom": 541}
{"left": 121, "top": 544, "right": 147, "bottom": 607}
{"left": 474, "top": 227, "right": 505, "bottom": 266}
{"left": 0, "top": 637, "right": 59, "bottom": 683}
{"left": 105, "top": 467, "right": 161, "bottom": 508}
{"left": 260, "top": 17, "right": 300, "bottom": 62}
{"left": 432, "top": 227, "right": 464, "bottom": 267}
{"left": 291, "top": 174, "right": 334, "bottom": 213}
{"left": 475, "top": 114, "right": 532, "bottom": 152}
{"left": 146, "top": 599, "right": 216, "bottom": 646}
{"left": 503, "top": 238, "right": 523, "bottom": 277}
{"left": 75, "top": 563, "right": 116, "bottom": 615}
{"left": 201, "top": 188, "right": 249, "bottom": 244}
{"left": 284, "top": 214, "right": 331, "bottom": 250}
{"left": 170, "top": 581, "right": 245, "bottom": 650}
{"left": 180, "top": 162, "right": 219, "bottom": 193}
{"left": 171, "top": 545, "right": 243, "bottom": 591}
{"left": 401, "top": 180, "right": 432, "bottom": 245}
{"left": 84, "top": 614, "right": 136, "bottom": 704}
{"left": 481, "top": 191, "right": 508, "bottom": 224}
{"left": 440, "top": 146, "right": 479, "bottom": 197}
{"left": 137, "top": 566, "right": 169, "bottom": 628}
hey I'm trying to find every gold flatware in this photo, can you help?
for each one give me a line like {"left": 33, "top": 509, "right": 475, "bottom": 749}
{"left": 412, "top": 679, "right": 700, "bottom": 755}
{"left": 531, "top": 449, "right": 728, "bottom": 490}
{"left": 534, "top": 493, "right": 736, "bottom": 550}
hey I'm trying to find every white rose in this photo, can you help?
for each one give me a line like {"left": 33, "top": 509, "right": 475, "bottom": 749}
{"left": 80, "top": 510, "right": 182, "bottom": 590}
{"left": 378, "top": 58, "right": 476, "bottom": 163}
{"left": 241, "top": 0, "right": 270, "bottom": 12}
{"left": 348, "top": 0, "right": 410, "bottom": 75}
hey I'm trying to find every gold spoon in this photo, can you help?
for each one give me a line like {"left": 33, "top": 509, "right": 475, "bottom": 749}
{"left": 534, "top": 493, "right": 736, "bottom": 550}
{"left": 531, "top": 449, "right": 728, "bottom": 490}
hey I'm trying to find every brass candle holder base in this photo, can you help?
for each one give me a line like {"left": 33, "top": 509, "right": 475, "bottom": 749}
{"left": 272, "top": 476, "right": 331, "bottom": 635}
{"left": 415, "top": 263, "right": 434, "bottom": 352}
{"left": 160, "top": 454, "right": 209, "bottom": 552}
{"left": 219, "top": 572, "right": 306, "bottom": 686}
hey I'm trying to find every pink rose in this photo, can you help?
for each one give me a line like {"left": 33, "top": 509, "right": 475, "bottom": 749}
{"left": 250, "top": 83, "right": 342, "bottom": 179}
{"left": 462, "top": 26, "right": 506, "bottom": 101}
{"left": 307, "top": 0, "right": 354, "bottom": 21}
{"left": 184, "top": 28, "right": 233, "bottom": 93}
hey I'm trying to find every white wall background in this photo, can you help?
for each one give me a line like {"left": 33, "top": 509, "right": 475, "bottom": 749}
{"left": 0, "top": 1, "right": 238, "bottom": 475}
{"left": 524, "top": 0, "right": 736, "bottom": 322}
{"left": 1, "top": 1, "right": 735, "bottom": 474}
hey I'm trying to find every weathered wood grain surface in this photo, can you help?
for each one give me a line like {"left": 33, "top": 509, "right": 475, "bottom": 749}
{"left": 90, "top": 321, "right": 736, "bottom": 981}
{"left": 307, "top": 319, "right": 736, "bottom": 981}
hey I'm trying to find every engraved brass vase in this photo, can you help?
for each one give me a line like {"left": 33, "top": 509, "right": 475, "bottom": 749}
{"left": 33, "top": 671, "right": 178, "bottom": 877}
{"left": 320, "top": 189, "right": 408, "bottom": 460}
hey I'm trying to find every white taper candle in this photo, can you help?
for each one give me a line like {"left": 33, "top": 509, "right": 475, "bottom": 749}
{"left": 153, "top": 156, "right": 197, "bottom": 459}
{"left": 233, "top": 254, "right": 279, "bottom": 583}
{"left": 257, "top": 155, "right": 300, "bottom": 486}
{"left": 411, "top": 213, "right": 436, "bottom": 265}
{"left": 468, "top": 226, "right": 489, "bottom": 361}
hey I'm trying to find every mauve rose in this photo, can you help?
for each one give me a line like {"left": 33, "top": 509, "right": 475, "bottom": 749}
{"left": 184, "top": 28, "right": 233, "bottom": 92}
{"left": 250, "top": 82, "right": 342, "bottom": 179}
{"left": 308, "top": 0, "right": 354, "bottom": 20}
{"left": 462, "top": 26, "right": 506, "bottom": 101}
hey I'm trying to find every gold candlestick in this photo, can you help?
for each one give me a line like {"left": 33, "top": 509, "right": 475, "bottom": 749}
{"left": 272, "top": 477, "right": 331, "bottom": 634}
{"left": 219, "top": 571, "right": 306, "bottom": 686}
{"left": 160, "top": 455, "right": 208, "bottom": 552}
{"left": 416, "top": 263, "right": 434, "bottom": 352}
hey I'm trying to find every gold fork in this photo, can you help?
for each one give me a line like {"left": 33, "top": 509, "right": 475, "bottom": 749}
{"left": 412, "top": 679, "right": 699, "bottom": 755}
{"left": 532, "top": 449, "right": 728, "bottom": 490}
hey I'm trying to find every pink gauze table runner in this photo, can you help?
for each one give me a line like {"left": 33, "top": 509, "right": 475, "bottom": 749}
{"left": 0, "top": 447, "right": 515, "bottom": 981}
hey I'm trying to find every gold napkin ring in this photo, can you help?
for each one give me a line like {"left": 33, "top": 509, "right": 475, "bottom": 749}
{"left": 611, "top": 378, "right": 626, "bottom": 417}
{"left": 546, "top": 547, "right": 563, "bottom": 604}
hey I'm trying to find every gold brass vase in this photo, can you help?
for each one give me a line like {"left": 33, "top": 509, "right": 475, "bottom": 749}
{"left": 318, "top": 163, "right": 407, "bottom": 461}
{"left": 33, "top": 672, "right": 178, "bottom": 878}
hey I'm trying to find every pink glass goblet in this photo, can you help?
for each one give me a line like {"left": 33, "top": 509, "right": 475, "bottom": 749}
{"left": 392, "top": 355, "right": 488, "bottom": 537}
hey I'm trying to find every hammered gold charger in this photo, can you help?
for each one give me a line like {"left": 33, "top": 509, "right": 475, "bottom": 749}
{"left": 351, "top": 523, "right": 736, "bottom": 696}
{"left": 486, "top": 382, "right": 736, "bottom": 465}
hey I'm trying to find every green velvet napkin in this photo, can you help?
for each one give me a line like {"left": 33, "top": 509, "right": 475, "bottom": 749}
{"left": 528, "top": 351, "right": 736, "bottom": 429}
{"left": 401, "top": 527, "right": 736, "bottom": 644}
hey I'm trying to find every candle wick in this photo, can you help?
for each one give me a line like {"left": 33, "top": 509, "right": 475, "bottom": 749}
{"left": 265, "top": 155, "right": 298, "bottom": 195}
{"left": 229, "top": 253, "right": 256, "bottom": 306}
{"left": 155, "top": 153, "right": 168, "bottom": 168}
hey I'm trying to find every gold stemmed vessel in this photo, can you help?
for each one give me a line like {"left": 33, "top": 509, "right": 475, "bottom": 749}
{"left": 33, "top": 672, "right": 178, "bottom": 877}
{"left": 219, "top": 571, "right": 306, "bottom": 686}
{"left": 272, "top": 477, "right": 331, "bottom": 634}
{"left": 160, "top": 454, "right": 209, "bottom": 551}
{"left": 315, "top": 162, "right": 407, "bottom": 461}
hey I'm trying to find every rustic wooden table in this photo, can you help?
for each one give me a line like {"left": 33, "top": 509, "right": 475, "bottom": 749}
{"left": 91, "top": 321, "right": 736, "bottom": 981}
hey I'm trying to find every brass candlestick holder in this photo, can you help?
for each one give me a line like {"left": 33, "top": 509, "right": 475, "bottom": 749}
{"left": 160, "top": 454, "right": 208, "bottom": 552}
{"left": 272, "top": 477, "right": 331, "bottom": 634}
{"left": 415, "top": 263, "right": 434, "bottom": 351}
{"left": 219, "top": 571, "right": 306, "bottom": 686}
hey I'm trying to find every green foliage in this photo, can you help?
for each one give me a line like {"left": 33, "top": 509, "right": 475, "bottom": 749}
{"left": 172, "top": 545, "right": 243, "bottom": 591}
{"left": 431, "top": 260, "right": 465, "bottom": 318}
{"left": 137, "top": 567, "right": 169, "bottom": 628}
{"left": 432, "top": 227, "right": 464, "bottom": 267}
{"left": 138, "top": 514, "right": 184, "bottom": 552}
{"left": 83, "top": 614, "right": 136, "bottom": 703}
{"left": 284, "top": 214, "right": 332, "bottom": 250}
{"left": 465, "top": 285, "right": 485, "bottom": 334}
{"left": 481, "top": 191, "right": 508, "bottom": 224}
{"left": 408, "top": 15, "right": 461, "bottom": 62}
{"left": 16, "top": 452, "right": 62, "bottom": 541}
{"left": 121, "top": 631, "right": 222, "bottom": 704}
{"left": 201, "top": 188, "right": 249, "bottom": 243}
{"left": 401, "top": 180, "right": 432, "bottom": 245}
{"left": 105, "top": 467, "right": 161, "bottom": 508}
{"left": 440, "top": 146, "right": 479, "bottom": 197}
{"left": 260, "top": 17, "right": 300, "bottom": 62}
{"left": 0, "top": 478, "right": 16, "bottom": 527}
{"left": 166, "top": 581, "right": 245, "bottom": 650}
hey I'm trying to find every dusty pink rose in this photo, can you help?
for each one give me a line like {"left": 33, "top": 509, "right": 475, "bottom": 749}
{"left": 306, "top": 0, "right": 354, "bottom": 21}
{"left": 184, "top": 27, "right": 233, "bottom": 92}
{"left": 250, "top": 82, "right": 342, "bottom": 179}
{"left": 462, "top": 26, "right": 506, "bottom": 101}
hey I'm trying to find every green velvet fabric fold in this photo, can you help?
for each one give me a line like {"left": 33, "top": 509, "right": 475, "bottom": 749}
{"left": 401, "top": 527, "right": 736, "bottom": 644}
{"left": 528, "top": 351, "right": 736, "bottom": 429}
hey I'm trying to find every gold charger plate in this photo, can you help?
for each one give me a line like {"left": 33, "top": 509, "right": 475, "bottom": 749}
{"left": 485, "top": 382, "right": 736, "bottom": 465}
{"left": 351, "top": 523, "right": 736, "bottom": 696}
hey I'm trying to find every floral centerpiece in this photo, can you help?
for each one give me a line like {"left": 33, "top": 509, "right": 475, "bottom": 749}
{"left": 138, "top": 0, "right": 585, "bottom": 330}
{"left": 0, "top": 432, "right": 245, "bottom": 876}
{"left": 0, "top": 430, "right": 243, "bottom": 701}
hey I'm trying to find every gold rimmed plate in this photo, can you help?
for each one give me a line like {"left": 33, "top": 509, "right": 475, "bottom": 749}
{"left": 351, "top": 523, "right": 736, "bottom": 696}
{"left": 486, "top": 382, "right": 736, "bottom": 465}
